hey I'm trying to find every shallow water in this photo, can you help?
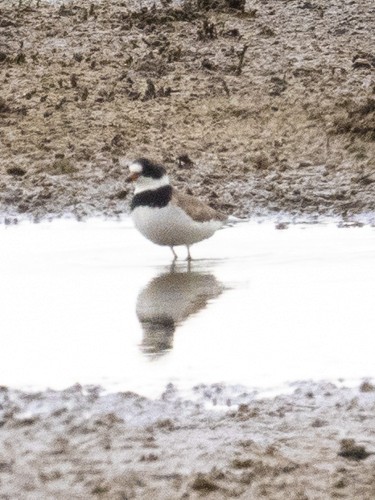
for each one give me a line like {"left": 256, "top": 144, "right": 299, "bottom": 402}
{"left": 1, "top": 218, "right": 374, "bottom": 397}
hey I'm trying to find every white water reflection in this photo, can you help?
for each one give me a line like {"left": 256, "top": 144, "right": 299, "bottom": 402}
{"left": 137, "top": 267, "right": 225, "bottom": 356}
{"left": 0, "top": 218, "right": 374, "bottom": 397}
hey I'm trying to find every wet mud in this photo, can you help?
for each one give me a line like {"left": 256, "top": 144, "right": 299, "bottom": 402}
{"left": 1, "top": 0, "right": 375, "bottom": 223}
{"left": 0, "top": 382, "right": 375, "bottom": 499}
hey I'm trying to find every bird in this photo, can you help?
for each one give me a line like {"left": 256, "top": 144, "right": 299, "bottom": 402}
{"left": 127, "top": 158, "right": 227, "bottom": 260}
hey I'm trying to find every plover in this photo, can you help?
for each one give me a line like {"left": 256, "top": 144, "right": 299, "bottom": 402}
{"left": 127, "top": 158, "right": 227, "bottom": 260}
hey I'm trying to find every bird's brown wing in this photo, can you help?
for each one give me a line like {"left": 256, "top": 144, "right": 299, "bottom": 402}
{"left": 172, "top": 188, "right": 227, "bottom": 223}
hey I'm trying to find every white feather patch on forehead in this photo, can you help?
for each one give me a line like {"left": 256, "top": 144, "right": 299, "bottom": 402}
{"left": 129, "top": 162, "right": 143, "bottom": 173}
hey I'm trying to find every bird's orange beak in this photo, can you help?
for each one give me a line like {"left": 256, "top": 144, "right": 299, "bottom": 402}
{"left": 126, "top": 172, "right": 140, "bottom": 182}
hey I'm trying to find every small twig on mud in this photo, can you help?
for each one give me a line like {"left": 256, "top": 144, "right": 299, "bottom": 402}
{"left": 143, "top": 79, "right": 156, "bottom": 101}
{"left": 356, "top": 171, "right": 375, "bottom": 185}
{"left": 325, "top": 133, "right": 330, "bottom": 162}
{"left": 235, "top": 44, "right": 249, "bottom": 75}
{"left": 70, "top": 74, "right": 78, "bottom": 88}
{"left": 198, "top": 19, "right": 217, "bottom": 40}
{"left": 220, "top": 78, "right": 230, "bottom": 97}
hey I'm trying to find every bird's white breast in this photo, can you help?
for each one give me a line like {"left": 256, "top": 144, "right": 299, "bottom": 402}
{"left": 131, "top": 203, "right": 222, "bottom": 247}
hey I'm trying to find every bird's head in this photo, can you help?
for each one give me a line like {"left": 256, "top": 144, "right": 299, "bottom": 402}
{"left": 127, "top": 158, "right": 169, "bottom": 193}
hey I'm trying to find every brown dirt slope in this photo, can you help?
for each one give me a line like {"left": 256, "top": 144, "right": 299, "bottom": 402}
{"left": 0, "top": 0, "right": 375, "bottom": 222}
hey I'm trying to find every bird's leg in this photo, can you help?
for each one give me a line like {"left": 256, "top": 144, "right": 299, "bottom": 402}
{"left": 186, "top": 245, "right": 192, "bottom": 261}
{"left": 170, "top": 246, "right": 178, "bottom": 260}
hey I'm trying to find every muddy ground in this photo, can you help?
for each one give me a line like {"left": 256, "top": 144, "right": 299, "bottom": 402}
{"left": 0, "top": 0, "right": 374, "bottom": 223}
{"left": 0, "top": 381, "right": 375, "bottom": 499}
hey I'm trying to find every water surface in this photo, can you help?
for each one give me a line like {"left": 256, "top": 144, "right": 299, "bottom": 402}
{"left": 1, "top": 219, "right": 374, "bottom": 397}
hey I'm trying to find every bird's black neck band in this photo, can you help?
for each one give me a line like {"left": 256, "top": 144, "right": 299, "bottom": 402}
{"left": 131, "top": 185, "right": 172, "bottom": 210}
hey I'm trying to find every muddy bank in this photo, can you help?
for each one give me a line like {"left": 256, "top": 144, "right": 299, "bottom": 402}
{"left": 0, "top": 381, "right": 374, "bottom": 498}
{"left": 0, "top": 0, "right": 375, "bottom": 223}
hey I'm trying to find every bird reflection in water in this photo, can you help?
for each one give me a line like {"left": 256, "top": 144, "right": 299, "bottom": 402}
{"left": 136, "top": 265, "right": 224, "bottom": 357}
